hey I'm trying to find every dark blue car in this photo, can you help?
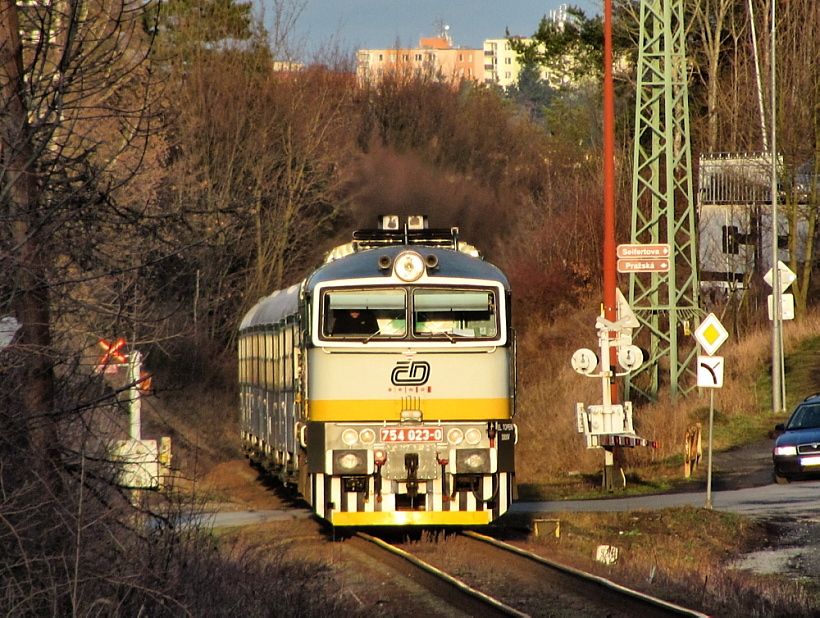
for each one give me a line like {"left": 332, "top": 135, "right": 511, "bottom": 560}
{"left": 772, "top": 394, "right": 820, "bottom": 483}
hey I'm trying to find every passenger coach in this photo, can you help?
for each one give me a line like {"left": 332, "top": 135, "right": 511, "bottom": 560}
{"left": 238, "top": 216, "right": 517, "bottom": 526}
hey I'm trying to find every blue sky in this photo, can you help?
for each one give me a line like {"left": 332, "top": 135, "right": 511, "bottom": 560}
{"left": 258, "top": 1, "right": 594, "bottom": 59}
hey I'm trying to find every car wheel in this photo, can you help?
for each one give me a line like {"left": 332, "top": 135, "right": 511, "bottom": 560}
{"left": 774, "top": 471, "right": 791, "bottom": 484}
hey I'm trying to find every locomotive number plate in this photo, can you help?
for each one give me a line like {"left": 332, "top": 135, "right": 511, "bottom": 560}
{"left": 380, "top": 427, "right": 443, "bottom": 443}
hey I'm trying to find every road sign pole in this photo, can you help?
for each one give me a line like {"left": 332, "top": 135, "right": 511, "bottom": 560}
{"left": 128, "top": 350, "right": 142, "bottom": 441}
{"left": 602, "top": 0, "right": 618, "bottom": 492}
{"left": 705, "top": 389, "right": 714, "bottom": 509}
{"left": 769, "top": 0, "right": 783, "bottom": 416}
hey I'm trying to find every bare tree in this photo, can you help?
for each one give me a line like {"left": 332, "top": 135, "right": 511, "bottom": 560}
{"left": 2, "top": 0, "right": 161, "bottom": 420}
{"left": 1, "top": 0, "right": 55, "bottom": 460}
{"left": 776, "top": 0, "right": 819, "bottom": 311}
{"left": 1, "top": 0, "right": 168, "bottom": 610}
{"left": 166, "top": 54, "right": 356, "bottom": 340}
{"left": 691, "top": 0, "right": 739, "bottom": 153}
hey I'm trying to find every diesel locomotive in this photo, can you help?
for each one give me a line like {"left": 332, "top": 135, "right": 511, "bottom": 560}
{"left": 238, "top": 216, "right": 517, "bottom": 526}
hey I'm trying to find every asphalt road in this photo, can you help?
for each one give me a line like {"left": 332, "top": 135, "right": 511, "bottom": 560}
{"left": 510, "top": 479, "right": 820, "bottom": 519}
{"left": 200, "top": 479, "right": 820, "bottom": 528}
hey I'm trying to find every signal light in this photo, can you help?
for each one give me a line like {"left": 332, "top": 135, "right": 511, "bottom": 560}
{"left": 374, "top": 448, "right": 387, "bottom": 466}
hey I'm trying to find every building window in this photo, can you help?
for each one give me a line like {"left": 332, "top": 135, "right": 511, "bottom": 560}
{"left": 505, "top": 42, "right": 511, "bottom": 50}
{"left": 504, "top": 71, "right": 511, "bottom": 79}
{"left": 415, "top": 54, "right": 422, "bottom": 61}
{"left": 505, "top": 57, "right": 512, "bottom": 64}
{"left": 378, "top": 54, "right": 383, "bottom": 61}
{"left": 458, "top": 54, "right": 463, "bottom": 61}
{"left": 403, "top": 54, "right": 409, "bottom": 61}
{"left": 722, "top": 226, "right": 740, "bottom": 254}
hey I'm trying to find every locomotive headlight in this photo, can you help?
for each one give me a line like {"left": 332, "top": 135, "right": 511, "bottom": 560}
{"left": 359, "top": 428, "right": 376, "bottom": 445}
{"left": 338, "top": 453, "right": 361, "bottom": 469}
{"left": 464, "top": 453, "right": 485, "bottom": 469}
{"left": 457, "top": 449, "right": 490, "bottom": 473}
{"left": 447, "top": 428, "right": 464, "bottom": 445}
{"left": 333, "top": 450, "right": 367, "bottom": 474}
{"left": 394, "top": 251, "right": 425, "bottom": 282}
{"left": 464, "top": 428, "right": 482, "bottom": 445}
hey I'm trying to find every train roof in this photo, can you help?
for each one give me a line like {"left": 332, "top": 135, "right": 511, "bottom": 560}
{"left": 239, "top": 283, "right": 300, "bottom": 330}
{"left": 306, "top": 244, "right": 509, "bottom": 292}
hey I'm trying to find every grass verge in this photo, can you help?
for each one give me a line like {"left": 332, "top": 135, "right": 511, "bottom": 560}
{"left": 502, "top": 507, "right": 818, "bottom": 617}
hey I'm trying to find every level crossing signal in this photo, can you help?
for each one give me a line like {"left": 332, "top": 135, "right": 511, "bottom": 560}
{"left": 96, "top": 338, "right": 127, "bottom": 373}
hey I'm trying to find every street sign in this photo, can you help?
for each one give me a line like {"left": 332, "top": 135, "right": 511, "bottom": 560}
{"left": 617, "top": 258, "right": 670, "bottom": 273}
{"left": 693, "top": 313, "right": 728, "bottom": 356}
{"left": 768, "top": 293, "right": 795, "bottom": 320}
{"left": 697, "top": 355, "right": 724, "bottom": 388}
{"left": 615, "top": 288, "right": 640, "bottom": 328}
{"left": 616, "top": 243, "right": 670, "bottom": 259}
{"left": 0, "top": 316, "right": 20, "bottom": 350}
{"left": 763, "top": 260, "right": 796, "bottom": 293}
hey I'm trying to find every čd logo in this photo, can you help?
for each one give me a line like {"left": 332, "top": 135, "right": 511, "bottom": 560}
{"left": 391, "top": 361, "right": 430, "bottom": 386}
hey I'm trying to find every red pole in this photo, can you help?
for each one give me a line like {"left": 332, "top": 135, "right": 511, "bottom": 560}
{"left": 602, "top": 0, "right": 618, "bottom": 403}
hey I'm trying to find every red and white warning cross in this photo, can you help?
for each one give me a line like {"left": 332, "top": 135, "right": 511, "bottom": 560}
{"left": 96, "top": 337, "right": 127, "bottom": 373}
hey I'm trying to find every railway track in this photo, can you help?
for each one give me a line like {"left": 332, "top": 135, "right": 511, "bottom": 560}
{"left": 459, "top": 531, "right": 708, "bottom": 617}
{"left": 352, "top": 530, "right": 708, "bottom": 617}
{"left": 350, "top": 532, "right": 524, "bottom": 617}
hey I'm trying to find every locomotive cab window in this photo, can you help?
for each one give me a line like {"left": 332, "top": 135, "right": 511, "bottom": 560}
{"left": 413, "top": 289, "right": 497, "bottom": 340}
{"left": 323, "top": 289, "right": 406, "bottom": 339}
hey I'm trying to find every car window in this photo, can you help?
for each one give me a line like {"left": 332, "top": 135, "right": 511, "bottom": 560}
{"left": 787, "top": 403, "right": 820, "bottom": 430}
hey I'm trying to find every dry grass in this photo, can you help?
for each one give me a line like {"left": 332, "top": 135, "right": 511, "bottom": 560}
{"left": 522, "top": 508, "right": 816, "bottom": 617}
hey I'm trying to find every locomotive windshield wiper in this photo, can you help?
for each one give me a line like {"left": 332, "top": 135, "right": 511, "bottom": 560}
{"left": 421, "top": 330, "right": 466, "bottom": 343}
{"left": 362, "top": 329, "right": 382, "bottom": 344}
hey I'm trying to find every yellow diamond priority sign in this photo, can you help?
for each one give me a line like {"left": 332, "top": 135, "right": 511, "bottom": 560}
{"left": 693, "top": 313, "right": 728, "bottom": 356}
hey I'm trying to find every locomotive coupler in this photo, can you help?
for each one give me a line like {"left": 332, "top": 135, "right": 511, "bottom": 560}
{"left": 437, "top": 453, "right": 450, "bottom": 502}
{"left": 405, "top": 453, "right": 419, "bottom": 497}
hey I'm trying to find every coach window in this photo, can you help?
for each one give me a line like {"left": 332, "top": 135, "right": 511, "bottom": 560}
{"left": 265, "top": 332, "right": 274, "bottom": 389}
{"left": 322, "top": 289, "right": 406, "bottom": 339}
{"left": 413, "top": 289, "right": 497, "bottom": 340}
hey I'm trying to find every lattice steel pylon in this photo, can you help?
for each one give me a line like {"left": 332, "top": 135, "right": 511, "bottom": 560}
{"left": 627, "top": 0, "right": 701, "bottom": 399}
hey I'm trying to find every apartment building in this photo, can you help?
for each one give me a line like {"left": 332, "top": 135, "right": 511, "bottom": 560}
{"left": 356, "top": 7, "right": 583, "bottom": 90}
{"left": 482, "top": 38, "right": 528, "bottom": 88}
{"left": 356, "top": 35, "right": 483, "bottom": 85}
